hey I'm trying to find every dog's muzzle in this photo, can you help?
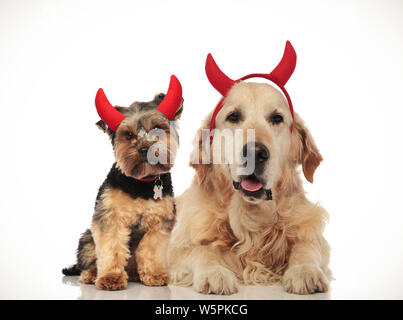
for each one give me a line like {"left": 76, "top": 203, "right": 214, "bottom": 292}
{"left": 233, "top": 176, "right": 272, "bottom": 201}
{"left": 235, "top": 142, "right": 272, "bottom": 200}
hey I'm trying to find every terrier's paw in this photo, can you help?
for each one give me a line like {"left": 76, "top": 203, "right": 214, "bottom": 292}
{"left": 96, "top": 272, "right": 128, "bottom": 291}
{"left": 283, "top": 264, "right": 329, "bottom": 295}
{"left": 193, "top": 266, "right": 238, "bottom": 295}
{"left": 139, "top": 272, "right": 169, "bottom": 286}
{"left": 79, "top": 268, "right": 97, "bottom": 284}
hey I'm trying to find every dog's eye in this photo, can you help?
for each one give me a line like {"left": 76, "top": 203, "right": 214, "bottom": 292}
{"left": 226, "top": 112, "right": 241, "bottom": 123}
{"left": 270, "top": 114, "right": 284, "bottom": 124}
{"left": 125, "top": 131, "right": 135, "bottom": 140}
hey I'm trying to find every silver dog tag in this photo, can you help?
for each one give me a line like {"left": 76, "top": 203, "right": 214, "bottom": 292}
{"left": 153, "top": 177, "right": 163, "bottom": 200}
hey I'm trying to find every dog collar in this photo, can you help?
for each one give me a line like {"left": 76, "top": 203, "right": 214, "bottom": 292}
{"left": 135, "top": 175, "right": 164, "bottom": 199}
{"left": 137, "top": 175, "right": 163, "bottom": 200}
{"left": 206, "top": 41, "right": 297, "bottom": 141}
{"left": 137, "top": 176, "right": 158, "bottom": 182}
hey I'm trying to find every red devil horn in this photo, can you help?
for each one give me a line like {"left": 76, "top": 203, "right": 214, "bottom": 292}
{"left": 269, "top": 41, "right": 297, "bottom": 87}
{"left": 95, "top": 89, "right": 126, "bottom": 131}
{"left": 156, "top": 75, "right": 183, "bottom": 120}
{"left": 205, "top": 54, "right": 235, "bottom": 96}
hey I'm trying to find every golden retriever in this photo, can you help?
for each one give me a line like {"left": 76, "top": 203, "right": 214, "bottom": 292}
{"left": 167, "top": 79, "right": 331, "bottom": 295}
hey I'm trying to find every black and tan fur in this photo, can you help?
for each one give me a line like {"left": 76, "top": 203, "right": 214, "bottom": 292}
{"left": 62, "top": 93, "right": 183, "bottom": 290}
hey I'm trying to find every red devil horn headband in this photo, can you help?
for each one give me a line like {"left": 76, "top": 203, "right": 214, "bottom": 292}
{"left": 206, "top": 41, "right": 297, "bottom": 136}
{"left": 205, "top": 54, "right": 235, "bottom": 97}
{"left": 156, "top": 75, "right": 182, "bottom": 120}
{"left": 267, "top": 40, "right": 296, "bottom": 86}
{"left": 95, "top": 89, "right": 126, "bottom": 132}
{"left": 95, "top": 75, "right": 182, "bottom": 132}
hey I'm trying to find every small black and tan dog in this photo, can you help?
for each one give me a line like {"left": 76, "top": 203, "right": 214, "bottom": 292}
{"left": 62, "top": 76, "right": 183, "bottom": 291}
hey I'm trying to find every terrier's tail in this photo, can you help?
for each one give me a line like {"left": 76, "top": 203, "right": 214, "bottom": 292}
{"left": 62, "top": 264, "right": 81, "bottom": 276}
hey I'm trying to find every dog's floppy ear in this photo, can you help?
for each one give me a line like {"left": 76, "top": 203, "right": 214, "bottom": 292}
{"left": 96, "top": 119, "right": 110, "bottom": 132}
{"left": 190, "top": 115, "right": 212, "bottom": 185}
{"left": 95, "top": 106, "right": 127, "bottom": 137}
{"left": 294, "top": 114, "right": 323, "bottom": 183}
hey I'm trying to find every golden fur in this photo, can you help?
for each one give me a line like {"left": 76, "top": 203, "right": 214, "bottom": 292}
{"left": 167, "top": 82, "right": 331, "bottom": 295}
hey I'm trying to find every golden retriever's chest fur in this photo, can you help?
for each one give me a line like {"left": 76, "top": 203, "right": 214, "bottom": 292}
{"left": 231, "top": 216, "right": 293, "bottom": 273}
{"left": 183, "top": 182, "right": 298, "bottom": 275}
{"left": 226, "top": 195, "right": 304, "bottom": 282}
{"left": 242, "top": 222, "right": 292, "bottom": 272}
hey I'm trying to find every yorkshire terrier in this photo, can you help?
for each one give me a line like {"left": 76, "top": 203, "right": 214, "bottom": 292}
{"left": 62, "top": 76, "right": 183, "bottom": 291}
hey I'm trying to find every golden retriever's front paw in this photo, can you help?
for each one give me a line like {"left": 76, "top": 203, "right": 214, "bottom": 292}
{"left": 96, "top": 272, "right": 128, "bottom": 291}
{"left": 169, "top": 268, "right": 192, "bottom": 286}
{"left": 283, "top": 264, "right": 329, "bottom": 295}
{"left": 193, "top": 266, "right": 238, "bottom": 295}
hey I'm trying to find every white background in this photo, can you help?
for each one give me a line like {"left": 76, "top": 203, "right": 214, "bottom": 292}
{"left": 1, "top": 0, "right": 402, "bottom": 299}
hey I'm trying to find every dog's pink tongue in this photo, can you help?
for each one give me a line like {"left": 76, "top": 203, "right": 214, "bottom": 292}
{"left": 241, "top": 179, "right": 263, "bottom": 192}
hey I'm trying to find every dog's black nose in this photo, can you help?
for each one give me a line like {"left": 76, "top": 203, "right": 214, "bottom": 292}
{"left": 139, "top": 147, "right": 149, "bottom": 159}
{"left": 242, "top": 142, "right": 270, "bottom": 175}
{"left": 256, "top": 145, "right": 269, "bottom": 163}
